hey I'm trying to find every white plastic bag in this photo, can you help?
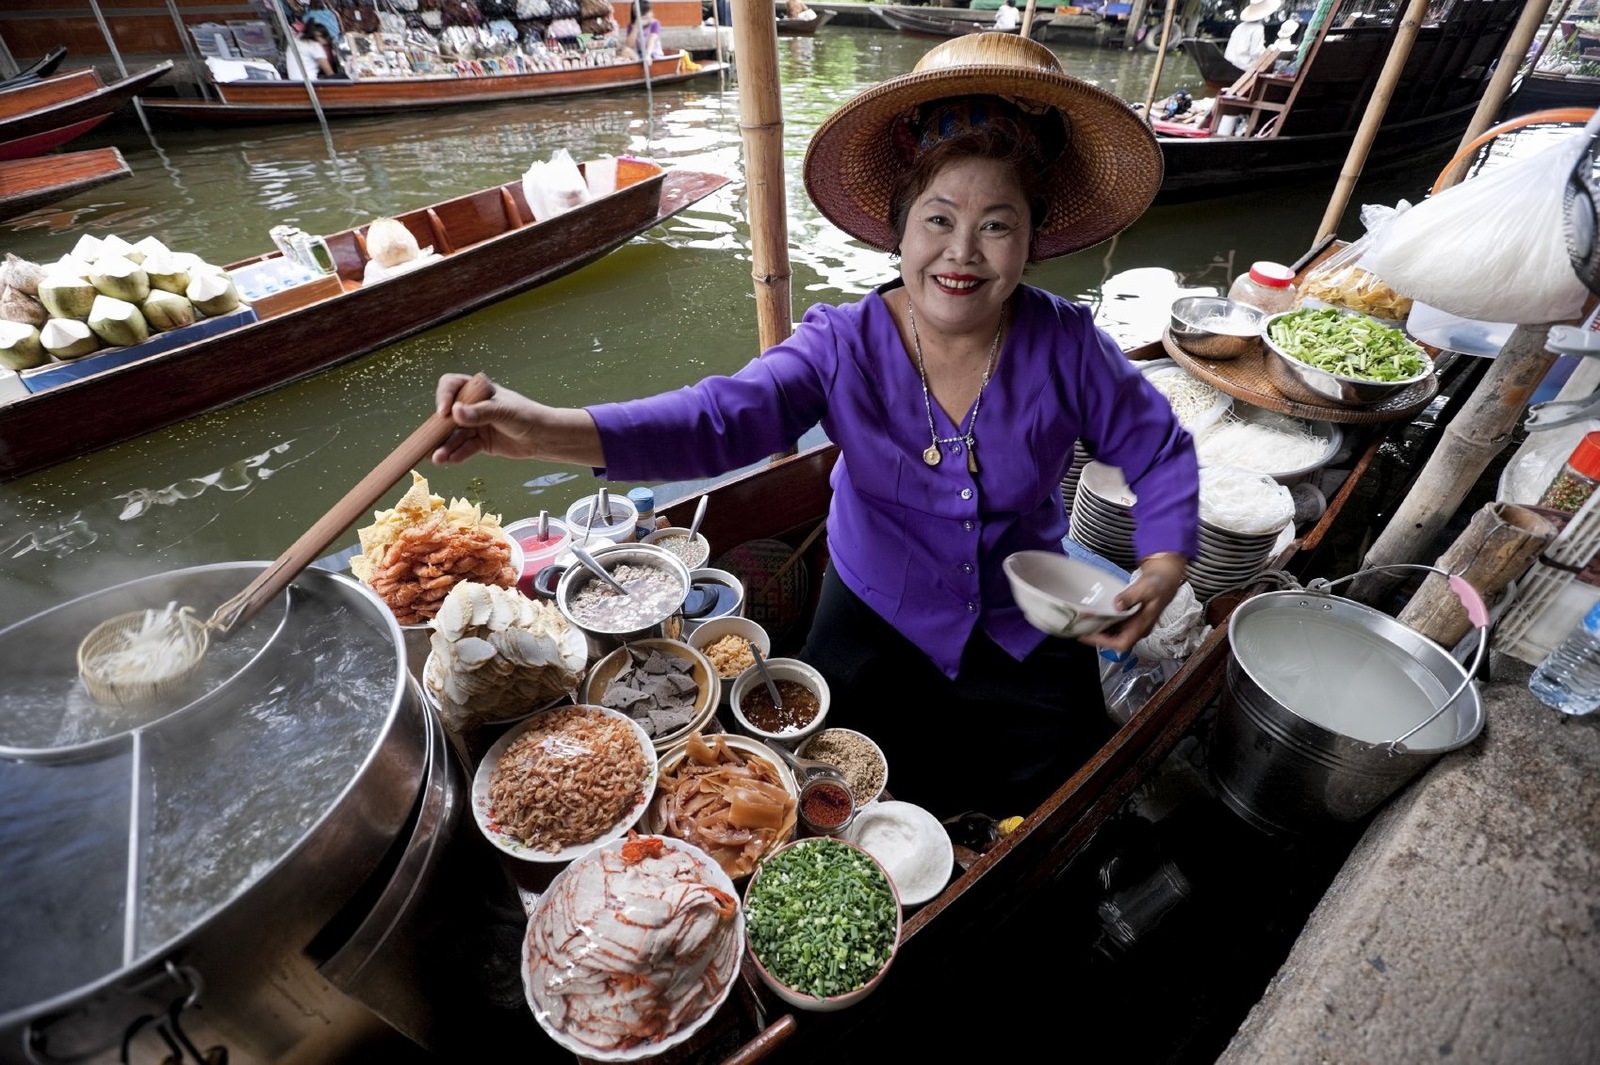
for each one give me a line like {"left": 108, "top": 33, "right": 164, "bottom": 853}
{"left": 1135, "top": 580, "right": 1211, "bottom": 661}
{"left": 522, "top": 148, "right": 591, "bottom": 221}
{"left": 1365, "top": 133, "right": 1592, "bottom": 325}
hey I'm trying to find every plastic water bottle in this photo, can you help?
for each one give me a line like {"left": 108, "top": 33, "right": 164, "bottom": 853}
{"left": 1528, "top": 599, "right": 1600, "bottom": 715}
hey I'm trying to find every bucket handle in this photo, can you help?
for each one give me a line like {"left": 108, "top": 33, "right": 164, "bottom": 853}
{"left": 1307, "top": 564, "right": 1489, "bottom": 753}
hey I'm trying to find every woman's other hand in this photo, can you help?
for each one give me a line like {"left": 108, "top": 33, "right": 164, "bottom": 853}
{"left": 1083, "top": 552, "right": 1188, "bottom": 656}
{"left": 432, "top": 373, "right": 604, "bottom": 467}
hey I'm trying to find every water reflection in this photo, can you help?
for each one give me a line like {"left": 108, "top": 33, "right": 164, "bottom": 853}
{"left": 0, "top": 28, "right": 1462, "bottom": 618}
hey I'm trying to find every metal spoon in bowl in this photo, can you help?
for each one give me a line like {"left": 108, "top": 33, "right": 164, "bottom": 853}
{"left": 569, "top": 542, "right": 629, "bottom": 596}
{"left": 685, "top": 494, "right": 708, "bottom": 544}
{"left": 762, "top": 738, "right": 847, "bottom": 786}
{"left": 749, "top": 642, "right": 783, "bottom": 710}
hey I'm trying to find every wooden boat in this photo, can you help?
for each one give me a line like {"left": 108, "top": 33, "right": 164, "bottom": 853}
{"left": 1181, "top": 35, "right": 1245, "bottom": 94}
{"left": 0, "top": 63, "right": 170, "bottom": 162}
{"left": 872, "top": 6, "right": 1041, "bottom": 39}
{"left": 0, "top": 159, "right": 729, "bottom": 482}
{"left": 0, "top": 46, "right": 68, "bottom": 91}
{"left": 1156, "top": 0, "right": 1523, "bottom": 201}
{"left": 1503, "top": 69, "right": 1600, "bottom": 117}
{"left": 135, "top": 55, "right": 725, "bottom": 126}
{"left": 0, "top": 146, "right": 130, "bottom": 219}
{"left": 776, "top": 9, "right": 836, "bottom": 35}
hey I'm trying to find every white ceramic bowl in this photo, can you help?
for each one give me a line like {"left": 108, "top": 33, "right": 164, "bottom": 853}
{"left": 1003, "top": 550, "right": 1138, "bottom": 639}
{"left": 686, "top": 616, "right": 772, "bottom": 708}
{"left": 642, "top": 526, "right": 712, "bottom": 569}
{"left": 523, "top": 834, "right": 743, "bottom": 1060}
{"left": 730, "top": 657, "right": 829, "bottom": 746}
{"left": 743, "top": 836, "right": 901, "bottom": 1012}
{"left": 798, "top": 727, "right": 888, "bottom": 806}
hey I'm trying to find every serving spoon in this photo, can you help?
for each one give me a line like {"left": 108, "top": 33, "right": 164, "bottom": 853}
{"left": 762, "top": 738, "right": 847, "bottom": 786}
{"left": 749, "top": 642, "right": 783, "bottom": 710}
{"left": 569, "top": 542, "right": 629, "bottom": 596}
{"left": 685, "top": 494, "right": 708, "bottom": 544}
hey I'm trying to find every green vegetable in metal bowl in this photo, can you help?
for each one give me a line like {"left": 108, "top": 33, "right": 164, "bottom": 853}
{"left": 744, "top": 838, "right": 898, "bottom": 1000}
{"left": 1268, "top": 308, "right": 1427, "bottom": 382}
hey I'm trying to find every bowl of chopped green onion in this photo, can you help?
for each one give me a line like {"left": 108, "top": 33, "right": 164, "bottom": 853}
{"left": 1263, "top": 308, "right": 1433, "bottom": 407}
{"left": 743, "top": 836, "right": 901, "bottom": 1012}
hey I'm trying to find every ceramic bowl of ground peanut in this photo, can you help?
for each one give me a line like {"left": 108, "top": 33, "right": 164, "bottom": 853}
{"left": 798, "top": 728, "right": 888, "bottom": 807}
{"left": 687, "top": 617, "right": 771, "bottom": 709}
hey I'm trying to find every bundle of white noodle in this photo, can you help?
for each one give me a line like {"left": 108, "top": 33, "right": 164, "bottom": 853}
{"left": 1195, "top": 411, "right": 1329, "bottom": 476}
{"left": 82, "top": 602, "right": 204, "bottom": 694}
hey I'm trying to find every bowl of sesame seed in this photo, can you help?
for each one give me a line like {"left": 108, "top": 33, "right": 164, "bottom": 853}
{"left": 798, "top": 728, "right": 888, "bottom": 807}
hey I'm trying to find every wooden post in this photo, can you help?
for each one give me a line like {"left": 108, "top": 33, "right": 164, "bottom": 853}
{"left": 1435, "top": 0, "right": 1554, "bottom": 192}
{"left": 1125, "top": 0, "right": 1149, "bottom": 50}
{"left": 1314, "top": 0, "right": 1430, "bottom": 243}
{"left": 1139, "top": 0, "right": 1179, "bottom": 122}
{"left": 731, "top": 0, "right": 793, "bottom": 354}
{"left": 1396, "top": 503, "right": 1557, "bottom": 648}
{"left": 1351, "top": 323, "right": 1563, "bottom": 605}
{"left": 1021, "top": 0, "right": 1039, "bottom": 39}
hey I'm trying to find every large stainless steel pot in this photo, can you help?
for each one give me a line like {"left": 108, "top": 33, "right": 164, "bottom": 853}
{"left": 554, "top": 542, "right": 691, "bottom": 658}
{"left": 0, "top": 564, "right": 433, "bottom": 1064}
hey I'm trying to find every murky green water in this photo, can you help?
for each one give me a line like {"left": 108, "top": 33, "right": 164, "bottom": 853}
{"left": 1, "top": 29, "right": 1455, "bottom": 618}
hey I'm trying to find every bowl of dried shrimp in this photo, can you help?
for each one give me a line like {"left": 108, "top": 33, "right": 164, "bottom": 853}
{"left": 472, "top": 704, "right": 657, "bottom": 863}
{"left": 523, "top": 834, "right": 743, "bottom": 1061}
{"left": 645, "top": 732, "right": 799, "bottom": 881}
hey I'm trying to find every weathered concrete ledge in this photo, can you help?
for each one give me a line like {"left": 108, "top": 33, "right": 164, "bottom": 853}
{"left": 1217, "top": 657, "right": 1600, "bottom": 1065}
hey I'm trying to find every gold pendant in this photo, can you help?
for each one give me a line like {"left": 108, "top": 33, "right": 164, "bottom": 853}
{"left": 923, "top": 444, "right": 941, "bottom": 466}
{"left": 967, "top": 446, "right": 979, "bottom": 475}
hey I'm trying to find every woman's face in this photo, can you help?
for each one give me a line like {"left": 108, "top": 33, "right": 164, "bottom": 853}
{"left": 897, "top": 155, "right": 1029, "bottom": 339}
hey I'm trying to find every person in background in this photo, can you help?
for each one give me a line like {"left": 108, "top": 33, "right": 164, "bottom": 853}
{"left": 294, "top": 20, "right": 345, "bottom": 79}
{"left": 1224, "top": 0, "right": 1283, "bottom": 70}
{"left": 785, "top": 0, "right": 818, "bottom": 21}
{"left": 623, "top": 1, "right": 664, "bottom": 58}
{"left": 431, "top": 34, "right": 1197, "bottom": 819}
{"left": 993, "top": 0, "right": 1022, "bottom": 32}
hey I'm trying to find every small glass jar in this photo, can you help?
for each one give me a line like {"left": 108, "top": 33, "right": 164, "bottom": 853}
{"left": 628, "top": 486, "right": 656, "bottom": 540}
{"left": 1539, "top": 431, "right": 1600, "bottom": 514}
{"left": 1228, "top": 261, "right": 1297, "bottom": 315}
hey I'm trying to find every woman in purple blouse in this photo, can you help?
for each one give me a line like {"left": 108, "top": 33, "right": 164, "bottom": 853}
{"left": 434, "top": 35, "right": 1199, "bottom": 817}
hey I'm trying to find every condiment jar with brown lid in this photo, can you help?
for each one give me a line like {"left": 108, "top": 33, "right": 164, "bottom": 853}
{"left": 1539, "top": 431, "right": 1600, "bottom": 514}
{"left": 1228, "top": 261, "right": 1297, "bottom": 315}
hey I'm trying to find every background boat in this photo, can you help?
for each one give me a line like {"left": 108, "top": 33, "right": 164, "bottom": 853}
{"left": 872, "top": 5, "right": 1045, "bottom": 39}
{"left": 0, "top": 63, "right": 169, "bottom": 161}
{"left": 0, "top": 160, "right": 729, "bottom": 481}
{"left": 776, "top": 9, "right": 836, "bottom": 35}
{"left": 0, "top": 46, "right": 68, "bottom": 90}
{"left": 137, "top": 55, "right": 724, "bottom": 125}
{"left": 0, "top": 146, "right": 130, "bottom": 220}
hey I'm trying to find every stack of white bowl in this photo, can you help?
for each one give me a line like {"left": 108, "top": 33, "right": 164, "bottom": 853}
{"left": 1060, "top": 441, "right": 1091, "bottom": 517}
{"left": 1068, "top": 461, "right": 1292, "bottom": 596}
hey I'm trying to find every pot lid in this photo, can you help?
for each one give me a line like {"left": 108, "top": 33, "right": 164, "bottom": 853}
{"left": 0, "top": 564, "right": 409, "bottom": 1025}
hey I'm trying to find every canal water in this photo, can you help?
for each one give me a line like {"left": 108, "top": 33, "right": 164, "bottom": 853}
{"left": 1, "top": 28, "right": 1458, "bottom": 618}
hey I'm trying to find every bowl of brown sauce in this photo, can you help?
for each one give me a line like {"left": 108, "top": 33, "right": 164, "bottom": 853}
{"left": 730, "top": 657, "right": 829, "bottom": 746}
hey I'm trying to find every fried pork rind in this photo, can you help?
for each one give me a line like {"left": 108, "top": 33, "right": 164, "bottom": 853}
{"left": 426, "top": 581, "right": 588, "bottom": 732}
{"left": 352, "top": 471, "right": 516, "bottom": 624}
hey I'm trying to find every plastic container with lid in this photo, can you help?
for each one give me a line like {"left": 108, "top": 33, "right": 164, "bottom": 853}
{"left": 1538, "top": 431, "right": 1600, "bottom": 514}
{"left": 628, "top": 486, "right": 656, "bottom": 540}
{"left": 1228, "top": 261, "right": 1297, "bottom": 315}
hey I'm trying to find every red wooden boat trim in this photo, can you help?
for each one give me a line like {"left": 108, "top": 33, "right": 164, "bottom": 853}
{"left": 0, "top": 63, "right": 169, "bottom": 160}
{"left": 137, "top": 57, "right": 723, "bottom": 125}
{"left": 0, "top": 114, "right": 109, "bottom": 162}
{"left": 0, "top": 68, "right": 99, "bottom": 118}
{"left": 0, "top": 146, "right": 130, "bottom": 219}
{"left": 0, "top": 164, "right": 730, "bottom": 481}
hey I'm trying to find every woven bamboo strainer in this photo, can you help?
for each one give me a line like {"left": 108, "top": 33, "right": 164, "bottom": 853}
{"left": 77, "top": 374, "right": 494, "bottom": 707}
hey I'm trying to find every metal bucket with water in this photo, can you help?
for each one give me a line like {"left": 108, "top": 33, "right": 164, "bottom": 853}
{"left": 1212, "top": 566, "right": 1488, "bottom": 836}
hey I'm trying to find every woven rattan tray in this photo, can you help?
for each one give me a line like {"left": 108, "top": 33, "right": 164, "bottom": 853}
{"left": 1162, "top": 329, "right": 1438, "bottom": 424}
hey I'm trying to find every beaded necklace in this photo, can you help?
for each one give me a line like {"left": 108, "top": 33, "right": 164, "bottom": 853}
{"left": 907, "top": 298, "right": 1003, "bottom": 474}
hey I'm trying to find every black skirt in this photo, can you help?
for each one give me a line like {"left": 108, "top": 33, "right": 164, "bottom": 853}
{"left": 799, "top": 567, "right": 1112, "bottom": 820}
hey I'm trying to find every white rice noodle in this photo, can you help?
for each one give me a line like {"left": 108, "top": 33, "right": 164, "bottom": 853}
{"left": 1196, "top": 412, "right": 1328, "bottom": 475}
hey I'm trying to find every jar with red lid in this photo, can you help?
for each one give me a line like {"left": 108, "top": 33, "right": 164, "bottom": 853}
{"left": 1228, "top": 261, "right": 1297, "bottom": 315}
{"left": 1539, "top": 431, "right": 1600, "bottom": 514}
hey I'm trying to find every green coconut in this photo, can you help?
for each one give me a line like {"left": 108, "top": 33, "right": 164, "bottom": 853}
{"left": 129, "top": 235, "right": 170, "bottom": 265}
{"left": 187, "top": 271, "right": 240, "bottom": 316}
{"left": 0, "top": 320, "right": 45, "bottom": 370}
{"left": 141, "top": 251, "right": 191, "bottom": 295}
{"left": 87, "top": 294, "right": 149, "bottom": 347}
{"left": 54, "top": 254, "right": 93, "bottom": 280}
{"left": 70, "top": 234, "right": 104, "bottom": 262}
{"left": 90, "top": 255, "right": 151, "bottom": 303}
{"left": 142, "top": 289, "right": 195, "bottom": 332}
{"left": 99, "top": 234, "right": 136, "bottom": 261}
{"left": 40, "top": 317, "right": 99, "bottom": 360}
{"left": 0, "top": 285, "right": 47, "bottom": 327}
{"left": 38, "top": 273, "right": 98, "bottom": 319}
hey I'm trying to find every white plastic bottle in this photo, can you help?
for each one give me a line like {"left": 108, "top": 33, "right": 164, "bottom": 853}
{"left": 1528, "top": 599, "right": 1600, "bottom": 715}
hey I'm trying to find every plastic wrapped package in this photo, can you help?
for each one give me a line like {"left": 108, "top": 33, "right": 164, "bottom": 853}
{"left": 1298, "top": 203, "right": 1413, "bottom": 324}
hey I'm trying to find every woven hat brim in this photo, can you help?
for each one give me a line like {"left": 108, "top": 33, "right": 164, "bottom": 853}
{"left": 803, "top": 63, "right": 1164, "bottom": 260}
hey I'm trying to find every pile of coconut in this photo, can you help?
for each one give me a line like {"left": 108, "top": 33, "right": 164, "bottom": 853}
{"left": 0, "top": 234, "right": 244, "bottom": 371}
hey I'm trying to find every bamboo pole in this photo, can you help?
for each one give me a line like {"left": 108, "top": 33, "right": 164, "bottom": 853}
{"left": 157, "top": 0, "right": 213, "bottom": 101}
{"left": 1314, "top": 0, "right": 1430, "bottom": 243}
{"left": 1396, "top": 502, "right": 1556, "bottom": 648}
{"left": 87, "top": 0, "right": 152, "bottom": 133}
{"left": 1350, "top": 322, "right": 1567, "bottom": 605}
{"left": 731, "top": 0, "right": 793, "bottom": 354}
{"left": 1021, "top": 0, "right": 1039, "bottom": 39}
{"left": 270, "top": 1, "right": 338, "bottom": 164}
{"left": 1435, "top": 0, "right": 1555, "bottom": 192}
{"left": 1139, "top": 0, "right": 1179, "bottom": 122}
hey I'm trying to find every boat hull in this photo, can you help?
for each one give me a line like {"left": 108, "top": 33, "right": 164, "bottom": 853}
{"left": 137, "top": 57, "right": 722, "bottom": 124}
{"left": 0, "top": 168, "right": 729, "bottom": 481}
{"left": 0, "top": 146, "right": 130, "bottom": 218}
{"left": 1503, "top": 70, "right": 1600, "bottom": 117}
{"left": 0, "top": 64, "right": 168, "bottom": 158}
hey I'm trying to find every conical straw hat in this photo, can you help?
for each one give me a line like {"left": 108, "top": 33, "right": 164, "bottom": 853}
{"left": 803, "top": 33, "right": 1163, "bottom": 261}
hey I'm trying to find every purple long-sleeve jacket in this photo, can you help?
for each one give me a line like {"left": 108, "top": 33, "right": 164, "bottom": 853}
{"left": 589, "top": 283, "right": 1199, "bottom": 678}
